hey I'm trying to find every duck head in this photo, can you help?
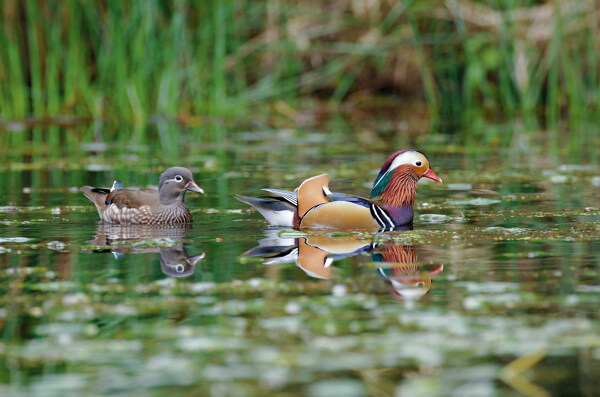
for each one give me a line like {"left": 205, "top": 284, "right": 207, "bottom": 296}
{"left": 158, "top": 167, "right": 204, "bottom": 205}
{"left": 370, "top": 150, "right": 441, "bottom": 207}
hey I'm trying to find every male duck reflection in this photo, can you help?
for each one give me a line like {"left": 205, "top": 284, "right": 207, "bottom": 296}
{"left": 236, "top": 150, "right": 441, "bottom": 231}
{"left": 85, "top": 224, "right": 205, "bottom": 278}
{"left": 373, "top": 243, "right": 443, "bottom": 301}
{"left": 242, "top": 231, "right": 443, "bottom": 300}
{"left": 81, "top": 167, "right": 203, "bottom": 224}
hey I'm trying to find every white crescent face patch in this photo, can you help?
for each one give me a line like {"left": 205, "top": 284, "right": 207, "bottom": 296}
{"left": 388, "top": 151, "right": 428, "bottom": 172}
{"left": 373, "top": 151, "right": 429, "bottom": 189}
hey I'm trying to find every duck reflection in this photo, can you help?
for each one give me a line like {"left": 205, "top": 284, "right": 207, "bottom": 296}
{"left": 242, "top": 230, "right": 370, "bottom": 279}
{"left": 373, "top": 244, "right": 443, "bottom": 300}
{"left": 85, "top": 224, "right": 205, "bottom": 278}
{"left": 242, "top": 229, "right": 443, "bottom": 299}
{"left": 158, "top": 246, "right": 205, "bottom": 278}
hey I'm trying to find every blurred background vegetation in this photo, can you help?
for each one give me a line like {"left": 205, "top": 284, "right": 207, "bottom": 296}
{"left": 0, "top": 0, "right": 598, "bottom": 157}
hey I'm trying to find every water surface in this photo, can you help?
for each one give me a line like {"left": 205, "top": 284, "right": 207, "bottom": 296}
{"left": 0, "top": 126, "right": 599, "bottom": 396}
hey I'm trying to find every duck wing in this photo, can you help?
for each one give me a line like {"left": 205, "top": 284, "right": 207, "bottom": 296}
{"left": 262, "top": 188, "right": 298, "bottom": 207}
{"left": 105, "top": 189, "right": 159, "bottom": 209}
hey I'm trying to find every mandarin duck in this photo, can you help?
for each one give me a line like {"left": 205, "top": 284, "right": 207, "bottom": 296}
{"left": 81, "top": 167, "right": 203, "bottom": 224}
{"left": 236, "top": 150, "right": 441, "bottom": 230}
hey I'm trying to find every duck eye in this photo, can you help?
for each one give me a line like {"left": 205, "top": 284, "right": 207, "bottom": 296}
{"left": 175, "top": 175, "right": 183, "bottom": 182}
{"left": 416, "top": 161, "right": 422, "bottom": 166}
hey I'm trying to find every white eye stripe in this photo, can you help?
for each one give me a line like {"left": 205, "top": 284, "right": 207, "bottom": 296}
{"left": 388, "top": 151, "right": 425, "bottom": 171}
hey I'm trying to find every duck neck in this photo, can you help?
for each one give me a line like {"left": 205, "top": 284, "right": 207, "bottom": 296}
{"left": 379, "top": 170, "right": 417, "bottom": 205}
{"left": 160, "top": 189, "right": 186, "bottom": 206}
{"left": 376, "top": 170, "right": 417, "bottom": 227}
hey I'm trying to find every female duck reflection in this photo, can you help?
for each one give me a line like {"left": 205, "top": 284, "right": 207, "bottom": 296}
{"left": 85, "top": 224, "right": 204, "bottom": 278}
{"left": 241, "top": 229, "right": 443, "bottom": 301}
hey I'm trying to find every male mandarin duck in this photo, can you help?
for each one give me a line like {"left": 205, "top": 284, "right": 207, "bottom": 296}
{"left": 81, "top": 167, "right": 204, "bottom": 224}
{"left": 236, "top": 150, "right": 441, "bottom": 230}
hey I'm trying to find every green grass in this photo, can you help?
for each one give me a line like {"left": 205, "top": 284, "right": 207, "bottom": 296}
{"left": 0, "top": 0, "right": 599, "bottom": 156}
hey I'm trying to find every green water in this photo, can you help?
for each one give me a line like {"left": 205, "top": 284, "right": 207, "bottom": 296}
{"left": 0, "top": 125, "right": 599, "bottom": 396}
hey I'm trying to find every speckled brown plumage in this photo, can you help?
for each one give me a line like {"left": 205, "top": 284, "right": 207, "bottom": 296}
{"left": 81, "top": 167, "right": 203, "bottom": 225}
{"left": 99, "top": 199, "right": 193, "bottom": 224}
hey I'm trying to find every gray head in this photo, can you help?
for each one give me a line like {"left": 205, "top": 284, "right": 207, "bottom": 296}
{"left": 158, "top": 167, "right": 204, "bottom": 204}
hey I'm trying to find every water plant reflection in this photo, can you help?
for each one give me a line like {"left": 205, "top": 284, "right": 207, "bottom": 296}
{"left": 242, "top": 230, "right": 443, "bottom": 300}
{"left": 85, "top": 224, "right": 204, "bottom": 278}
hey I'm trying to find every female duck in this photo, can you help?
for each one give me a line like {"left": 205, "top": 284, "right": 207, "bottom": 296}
{"left": 81, "top": 167, "right": 203, "bottom": 224}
